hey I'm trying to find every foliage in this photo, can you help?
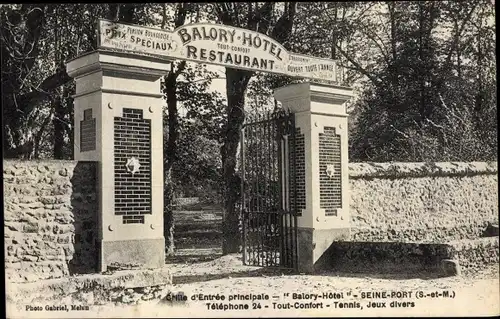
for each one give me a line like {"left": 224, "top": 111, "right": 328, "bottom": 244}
{"left": 1, "top": 2, "right": 496, "bottom": 257}
{"left": 0, "top": 4, "right": 146, "bottom": 159}
{"left": 289, "top": 1, "right": 496, "bottom": 162}
{"left": 204, "top": 2, "right": 298, "bottom": 254}
{"left": 348, "top": 1, "right": 496, "bottom": 162}
{"left": 173, "top": 131, "right": 223, "bottom": 201}
{"left": 167, "top": 63, "right": 226, "bottom": 203}
{"left": 1, "top": 3, "right": 227, "bottom": 254}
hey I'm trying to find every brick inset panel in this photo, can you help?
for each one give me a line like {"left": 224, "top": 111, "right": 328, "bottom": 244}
{"left": 80, "top": 109, "right": 96, "bottom": 152}
{"left": 289, "top": 128, "right": 306, "bottom": 216}
{"left": 123, "top": 215, "right": 145, "bottom": 224}
{"left": 114, "top": 108, "right": 152, "bottom": 224}
{"left": 319, "top": 127, "right": 342, "bottom": 216}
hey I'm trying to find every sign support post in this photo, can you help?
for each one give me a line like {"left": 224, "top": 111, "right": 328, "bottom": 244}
{"left": 66, "top": 50, "right": 170, "bottom": 271}
{"left": 65, "top": 19, "right": 352, "bottom": 273}
{"left": 274, "top": 83, "right": 354, "bottom": 273}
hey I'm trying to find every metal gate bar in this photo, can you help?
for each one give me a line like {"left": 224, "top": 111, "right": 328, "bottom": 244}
{"left": 241, "top": 110, "right": 298, "bottom": 270}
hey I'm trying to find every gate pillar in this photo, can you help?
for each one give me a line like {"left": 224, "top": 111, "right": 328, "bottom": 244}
{"left": 66, "top": 50, "right": 170, "bottom": 272}
{"left": 274, "top": 82, "right": 353, "bottom": 273}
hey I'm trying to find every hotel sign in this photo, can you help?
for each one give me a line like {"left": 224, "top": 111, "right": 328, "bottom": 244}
{"left": 98, "top": 19, "right": 340, "bottom": 83}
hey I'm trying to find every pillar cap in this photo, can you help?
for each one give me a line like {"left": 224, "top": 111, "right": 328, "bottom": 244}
{"left": 66, "top": 49, "right": 172, "bottom": 79}
{"left": 273, "top": 82, "right": 354, "bottom": 114}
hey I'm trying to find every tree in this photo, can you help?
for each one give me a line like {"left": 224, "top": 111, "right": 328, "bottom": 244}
{"left": 172, "top": 63, "right": 226, "bottom": 203}
{"left": 289, "top": 1, "right": 496, "bottom": 162}
{"left": 1, "top": 3, "right": 227, "bottom": 255}
{"left": 1, "top": 4, "right": 112, "bottom": 159}
{"left": 206, "top": 2, "right": 298, "bottom": 254}
{"left": 2, "top": 4, "right": 50, "bottom": 158}
{"left": 161, "top": 2, "right": 190, "bottom": 256}
{"left": 345, "top": 1, "right": 496, "bottom": 162}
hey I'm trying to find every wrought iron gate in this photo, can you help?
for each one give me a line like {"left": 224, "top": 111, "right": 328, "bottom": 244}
{"left": 240, "top": 110, "right": 298, "bottom": 270}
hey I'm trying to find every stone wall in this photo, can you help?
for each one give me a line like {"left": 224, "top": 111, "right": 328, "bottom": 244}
{"left": 4, "top": 160, "right": 498, "bottom": 283}
{"left": 349, "top": 162, "right": 498, "bottom": 242}
{"left": 4, "top": 160, "right": 98, "bottom": 283}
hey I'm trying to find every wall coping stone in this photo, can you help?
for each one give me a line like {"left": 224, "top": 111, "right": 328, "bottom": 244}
{"left": 3, "top": 159, "right": 96, "bottom": 164}
{"left": 3, "top": 160, "right": 97, "bottom": 173}
{"left": 349, "top": 161, "right": 498, "bottom": 179}
{"left": 5, "top": 160, "right": 496, "bottom": 178}
{"left": 5, "top": 160, "right": 495, "bottom": 177}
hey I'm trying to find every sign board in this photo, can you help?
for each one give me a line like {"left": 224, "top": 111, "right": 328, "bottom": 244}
{"left": 98, "top": 19, "right": 340, "bottom": 83}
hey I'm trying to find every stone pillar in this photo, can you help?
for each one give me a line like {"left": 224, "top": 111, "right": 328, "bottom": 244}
{"left": 66, "top": 50, "right": 170, "bottom": 272}
{"left": 274, "top": 82, "right": 353, "bottom": 273}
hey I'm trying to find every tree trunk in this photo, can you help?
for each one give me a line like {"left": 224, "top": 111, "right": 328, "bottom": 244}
{"left": 331, "top": 3, "right": 338, "bottom": 60}
{"left": 164, "top": 168, "right": 175, "bottom": 255}
{"left": 161, "top": 3, "right": 188, "bottom": 256}
{"left": 417, "top": 3, "right": 426, "bottom": 125}
{"left": 63, "top": 84, "right": 74, "bottom": 159}
{"left": 53, "top": 94, "right": 65, "bottom": 159}
{"left": 221, "top": 68, "right": 253, "bottom": 254}
{"left": 215, "top": 2, "right": 296, "bottom": 255}
{"left": 388, "top": 2, "right": 397, "bottom": 61}
{"left": 163, "top": 68, "right": 181, "bottom": 255}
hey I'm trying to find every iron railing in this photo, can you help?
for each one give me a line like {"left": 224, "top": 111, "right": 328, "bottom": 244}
{"left": 240, "top": 110, "right": 298, "bottom": 270}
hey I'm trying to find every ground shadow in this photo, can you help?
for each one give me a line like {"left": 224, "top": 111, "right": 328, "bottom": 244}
{"left": 166, "top": 246, "right": 449, "bottom": 285}
{"left": 314, "top": 241, "right": 453, "bottom": 280}
{"left": 313, "top": 269, "right": 447, "bottom": 280}
{"left": 68, "top": 161, "right": 99, "bottom": 275}
{"left": 172, "top": 267, "right": 295, "bottom": 285}
{"left": 166, "top": 253, "right": 222, "bottom": 264}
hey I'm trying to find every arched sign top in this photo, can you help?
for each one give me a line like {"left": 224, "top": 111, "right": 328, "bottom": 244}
{"left": 98, "top": 19, "right": 340, "bottom": 83}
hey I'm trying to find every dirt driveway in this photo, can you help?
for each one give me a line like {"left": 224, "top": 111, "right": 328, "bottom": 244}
{"left": 19, "top": 254, "right": 495, "bottom": 318}
{"left": 165, "top": 255, "right": 499, "bottom": 317}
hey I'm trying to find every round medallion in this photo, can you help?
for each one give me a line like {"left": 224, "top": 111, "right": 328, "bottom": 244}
{"left": 325, "top": 164, "right": 336, "bottom": 179}
{"left": 125, "top": 157, "right": 141, "bottom": 175}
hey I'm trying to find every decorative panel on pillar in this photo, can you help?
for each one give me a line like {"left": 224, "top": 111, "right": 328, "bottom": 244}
{"left": 67, "top": 50, "right": 169, "bottom": 272}
{"left": 274, "top": 82, "right": 353, "bottom": 272}
{"left": 288, "top": 127, "right": 306, "bottom": 216}
{"left": 113, "top": 108, "right": 152, "bottom": 224}
{"left": 319, "top": 126, "right": 342, "bottom": 216}
{"left": 80, "top": 109, "right": 96, "bottom": 152}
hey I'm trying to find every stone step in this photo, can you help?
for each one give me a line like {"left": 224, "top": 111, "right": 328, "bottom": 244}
{"left": 319, "top": 237, "right": 499, "bottom": 278}
{"left": 6, "top": 267, "right": 172, "bottom": 306}
{"left": 448, "top": 237, "right": 499, "bottom": 274}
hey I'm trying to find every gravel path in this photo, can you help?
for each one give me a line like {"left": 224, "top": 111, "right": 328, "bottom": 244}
{"left": 14, "top": 254, "right": 497, "bottom": 318}
{"left": 165, "top": 255, "right": 499, "bottom": 317}
{"left": 167, "top": 210, "right": 499, "bottom": 317}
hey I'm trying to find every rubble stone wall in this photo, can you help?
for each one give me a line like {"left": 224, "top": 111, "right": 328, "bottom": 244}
{"left": 4, "top": 160, "right": 497, "bottom": 283}
{"left": 4, "top": 160, "right": 98, "bottom": 283}
{"left": 349, "top": 162, "right": 498, "bottom": 242}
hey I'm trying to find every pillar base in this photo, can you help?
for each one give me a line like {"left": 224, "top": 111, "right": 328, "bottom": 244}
{"left": 297, "top": 227, "right": 350, "bottom": 273}
{"left": 100, "top": 237, "right": 165, "bottom": 272}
